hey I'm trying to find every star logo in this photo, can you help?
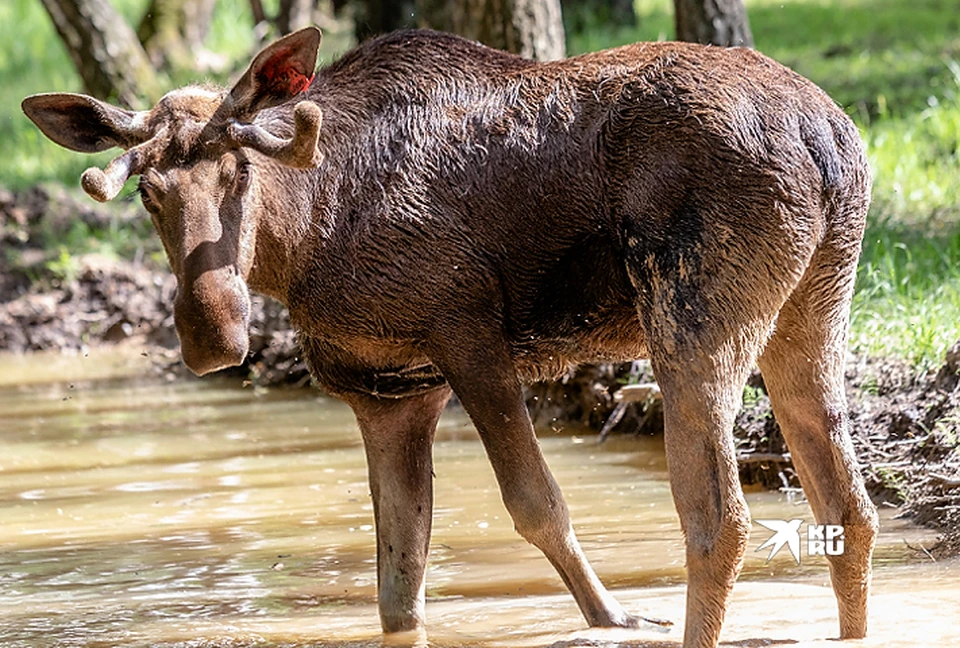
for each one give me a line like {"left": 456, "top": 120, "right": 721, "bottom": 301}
{"left": 755, "top": 518, "right": 803, "bottom": 564}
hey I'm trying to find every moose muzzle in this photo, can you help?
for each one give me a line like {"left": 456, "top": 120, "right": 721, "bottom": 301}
{"left": 173, "top": 269, "right": 251, "bottom": 376}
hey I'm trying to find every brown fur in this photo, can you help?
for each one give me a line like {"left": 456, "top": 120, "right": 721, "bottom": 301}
{"left": 22, "top": 27, "right": 878, "bottom": 647}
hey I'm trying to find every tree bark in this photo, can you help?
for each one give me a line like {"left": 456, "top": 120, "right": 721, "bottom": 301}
{"left": 277, "top": 0, "right": 317, "bottom": 35}
{"left": 249, "top": 0, "right": 268, "bottom": 26}
{"left": 38, "top": 0, "right": 162, "bottom": 107}
{"left": 674, "top": 0, "right": 753, "bottom": 47}
{"left": 417, "top": 0, "right": 565, "bottom": 60}
{"left": 355, "top": 0, "right": 417, "bottom": 40}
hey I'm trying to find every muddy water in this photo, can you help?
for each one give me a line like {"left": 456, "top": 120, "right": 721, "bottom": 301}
{"left": 1, "top": 349, "right": 957, "bottom": 648}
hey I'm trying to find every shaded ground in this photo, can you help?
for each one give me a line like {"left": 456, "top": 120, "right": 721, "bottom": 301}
{"left": 2, "top": 186, "right": 957, "bottom": 556}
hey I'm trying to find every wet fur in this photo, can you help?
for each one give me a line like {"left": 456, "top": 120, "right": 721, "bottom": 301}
{"left": 23, "top": 29, "right": 878, "bottom": 648}
{"left": 242, "top": 31, "right": 864, "bottom": 395}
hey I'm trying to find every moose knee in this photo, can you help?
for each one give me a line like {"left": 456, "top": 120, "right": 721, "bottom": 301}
{"left": 686, "top": 504, "right": 751, "bottom": 573}
{"left": 850, "top": 502, "right": 880, "bottom": 541}
{"left": 831, "top": 501, "right": 878, "bottom": 564}
{"left": 500, "top": 484, "right": 570, "bottom": 547}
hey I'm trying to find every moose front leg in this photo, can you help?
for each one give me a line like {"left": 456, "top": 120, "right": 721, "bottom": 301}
{"left": 347, "top": 387, "right": 452, "bottom": 633}
{"left": 432, "top": 338, "right": 638, "bottom": 629}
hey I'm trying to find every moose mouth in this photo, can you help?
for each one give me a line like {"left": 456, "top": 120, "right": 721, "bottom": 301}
{"left": 173, "top": 272, "right": 251, "bottom": 376}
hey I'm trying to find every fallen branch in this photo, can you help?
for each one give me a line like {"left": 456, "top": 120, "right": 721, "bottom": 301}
{"left": 737, "top": 452, "right": 792, "bottom": 464}
{"left": 614, "top": 382, "right": 662, "bottom": 403}
{"left": 903, "top": 539, "right": 937, "bottom": 563}
{"left": 927, "top": 473, "right": 960, "bottom": 489}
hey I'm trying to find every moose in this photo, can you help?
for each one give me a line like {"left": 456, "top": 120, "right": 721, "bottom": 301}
{"left": 23, "top": 27, "right": 878, "bottom": 648}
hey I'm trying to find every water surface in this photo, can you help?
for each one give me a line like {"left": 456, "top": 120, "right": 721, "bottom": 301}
{"left": 0, "top": 349, "right": 956, "bottom": 647}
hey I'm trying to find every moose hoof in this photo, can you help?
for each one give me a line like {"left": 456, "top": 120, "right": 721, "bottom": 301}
{"left": 590, "top": 609, "right": 639, "bottom": 629}
{"left": 591, "top": 610, "right": 674, "bottom": 632}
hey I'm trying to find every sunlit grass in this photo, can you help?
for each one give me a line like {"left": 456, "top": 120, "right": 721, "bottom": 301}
{"left": 867, "top": 98, "right": 960, "bottom": 222}
{"left": 0, "top": 0, "right": 111, "bottom": 188}
{"left": 852, "top": 217, "right": 960, "bottom": 368}
{"left": 853, "top": 91, "right": 960, "bottom": 367}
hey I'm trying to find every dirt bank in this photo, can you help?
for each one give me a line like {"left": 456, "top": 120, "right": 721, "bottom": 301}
{"left": 2, "top": 185, "right": 957, "bottom": 555}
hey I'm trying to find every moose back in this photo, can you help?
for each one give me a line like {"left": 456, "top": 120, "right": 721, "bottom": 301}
{"left": 23, "top": 27, "right": 878, "bottom": 648}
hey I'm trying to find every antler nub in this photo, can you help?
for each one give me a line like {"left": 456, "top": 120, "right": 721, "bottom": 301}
{"left": 227, "top": 100, "right": 323, "bottom": 169}
{"left": 80, "top": 148, "right": 138, "bottom": 202}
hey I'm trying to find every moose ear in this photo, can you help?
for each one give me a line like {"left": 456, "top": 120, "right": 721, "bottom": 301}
{"left": 21, "top": 93, "right": 149, "bottom": 153}
{"left": 228, "top": 26, "right": 322, "bottom": 119}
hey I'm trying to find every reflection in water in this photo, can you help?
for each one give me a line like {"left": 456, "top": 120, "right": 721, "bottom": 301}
{"left": 0, "top": 349, "right": 957, "bottom": 647}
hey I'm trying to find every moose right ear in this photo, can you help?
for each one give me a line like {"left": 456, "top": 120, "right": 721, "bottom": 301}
{"left": 227, "top": 26, "right": 322, "bottom": 119}
{"left": 21, "top": 93, "right": 150, "bottom": 153}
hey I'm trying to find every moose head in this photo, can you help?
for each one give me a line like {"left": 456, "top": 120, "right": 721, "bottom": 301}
{"left": 22, "top": 28, "right": 324, "bottom": 375}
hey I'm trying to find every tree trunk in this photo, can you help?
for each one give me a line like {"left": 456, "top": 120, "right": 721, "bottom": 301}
{"left": 138, "top": 0, "right": 216, "bottom": 71}
{"left": 38, "top": 0, "right": 162, "bottom": 107}
{"left": 277, "top": 0, "right": 317, "bottom": 34}
{"left": 674, "top": 0, "right": 753, "bottom": 47}
{"left": 418, "top": 0, "right": 565, "bottom": 60}
{"left": 249, "top": 0, "right": 268, "bottom": 26}
{"left": 355, "top": 0, "right": 417, "bottom": 41}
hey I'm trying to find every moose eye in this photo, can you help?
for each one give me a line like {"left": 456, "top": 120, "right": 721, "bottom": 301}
{"left": 236, "top": 162, "right": 252, "bottom": 193}
{"left": 137, "top": 179, "right": 160, "bottom": 213}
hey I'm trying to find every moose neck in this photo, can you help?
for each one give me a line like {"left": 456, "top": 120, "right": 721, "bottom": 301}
{"left": 241, "top": 82, "right": 363, "bottom": 306}
{"left": 246, "top": 159, "right": 317, "bottom": 303}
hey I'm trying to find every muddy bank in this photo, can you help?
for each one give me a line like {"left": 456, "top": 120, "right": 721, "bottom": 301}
{"left": 2, "top": 185, "right": 957, "bottom": 555}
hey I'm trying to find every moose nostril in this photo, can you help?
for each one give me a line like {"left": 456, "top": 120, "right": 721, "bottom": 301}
{"left": 176, "top": 318, "right": 250, "bottom": 376}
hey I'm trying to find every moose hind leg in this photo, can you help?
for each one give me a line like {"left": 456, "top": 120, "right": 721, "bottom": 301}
{"left": 651, "top": 343, "right": 758, "bottom": 648}
{"left": 631, "top": 221, "right": 799, "bottom": 646}
{"left": 758, "top": 262, "right": 878, "bottom": 639}
{"left": 348, "top": 387, "right": 452, "bottom": 633}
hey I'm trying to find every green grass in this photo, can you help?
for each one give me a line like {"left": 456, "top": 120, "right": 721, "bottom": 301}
{"left": 3, "top": 0, "right": 960, "bottom": 368}
{"left": 853, "top": 218, "right": 960, "bottom": 368}
{"left": 854, "top": 96, "right": 960, "bottom": 367}
{"left": 0, "top": 0, "right": 112, "bottom": 188}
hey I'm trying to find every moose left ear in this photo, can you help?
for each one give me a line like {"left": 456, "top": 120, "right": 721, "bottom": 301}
{"left": 228, "top": 26, "right": 322, "bottom": 119}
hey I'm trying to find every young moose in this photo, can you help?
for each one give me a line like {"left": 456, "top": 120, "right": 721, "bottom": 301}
{"left": 23, "top": 27, "right": 878, "bottom": 648}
